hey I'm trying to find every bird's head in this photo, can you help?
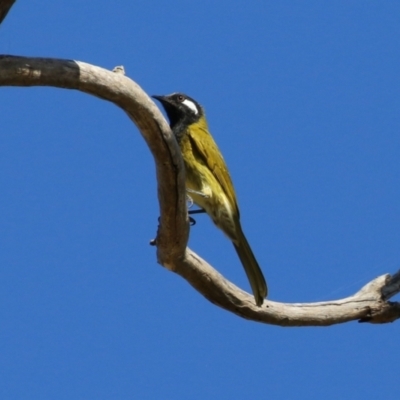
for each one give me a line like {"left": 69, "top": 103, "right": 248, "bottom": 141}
{"left": 152, "top": 93, "right": 203, "bottom": 130}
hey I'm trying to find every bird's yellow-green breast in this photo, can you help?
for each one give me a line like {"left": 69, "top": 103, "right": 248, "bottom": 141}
{"left": 152, "top": 92, "right": 267, "bottom": 305}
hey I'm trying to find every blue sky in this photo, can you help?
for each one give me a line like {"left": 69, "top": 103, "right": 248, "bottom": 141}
{"left": 1, "top": 1, "right": 400, "bottom": 399}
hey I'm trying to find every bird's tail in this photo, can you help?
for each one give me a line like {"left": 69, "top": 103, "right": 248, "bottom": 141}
{"left": 233, "top": 227, "right": 267, "bottom": 306}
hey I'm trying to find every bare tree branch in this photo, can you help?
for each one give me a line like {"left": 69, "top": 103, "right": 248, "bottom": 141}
{"left": 0, "top": 55, "right": 189, "bottom": 264}
{"left": 0, "top": 0, "right": 16, "bottom": 25}
{"left": 1, "top": 55, "right": 399, "bottom": 326}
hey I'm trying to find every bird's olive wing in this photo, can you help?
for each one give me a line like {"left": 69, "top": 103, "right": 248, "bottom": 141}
{"left": 188, "top": 124, "right": 240, "bottom": 216}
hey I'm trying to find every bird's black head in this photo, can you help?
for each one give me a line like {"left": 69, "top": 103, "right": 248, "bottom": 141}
{"left": 152, "top": 93, "right": 203, "bottom": 139}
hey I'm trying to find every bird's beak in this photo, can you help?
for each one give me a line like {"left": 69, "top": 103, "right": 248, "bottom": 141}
{"left": 152, "top": 95, "right": 167, "bottom": 103}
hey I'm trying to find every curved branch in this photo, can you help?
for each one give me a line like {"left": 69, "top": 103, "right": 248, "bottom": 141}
{"left": 1, "top": 55, "right": 399, "bottom": 326}
{"left": 0, "top": 55, "right": 189, "bottom": 266}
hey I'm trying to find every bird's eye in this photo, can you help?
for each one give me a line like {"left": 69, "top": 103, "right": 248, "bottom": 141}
{"left": 177, "top": 95, "right": 185, "bottom": 102}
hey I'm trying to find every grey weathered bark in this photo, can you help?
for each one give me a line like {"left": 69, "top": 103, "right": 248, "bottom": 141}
{"left": 1, "top": 55, "right": 399, "bottom": 326}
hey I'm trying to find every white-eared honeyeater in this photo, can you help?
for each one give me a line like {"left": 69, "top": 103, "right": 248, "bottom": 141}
{"left": 153, "top": 93, "right": 267, "bottom": 306}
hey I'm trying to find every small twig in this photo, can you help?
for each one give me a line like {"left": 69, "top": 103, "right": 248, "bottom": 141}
{"left": 0, "top": 0, "right": 15, "bottom": 25}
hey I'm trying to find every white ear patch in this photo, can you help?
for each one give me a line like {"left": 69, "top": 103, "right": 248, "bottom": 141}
{"left": 182, "top": 99, "right": 199, "bottom": 115}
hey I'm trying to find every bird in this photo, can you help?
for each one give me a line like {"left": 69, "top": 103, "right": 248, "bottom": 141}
{"left": 153, "top": 92, "right": 267, "bottom": 306}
